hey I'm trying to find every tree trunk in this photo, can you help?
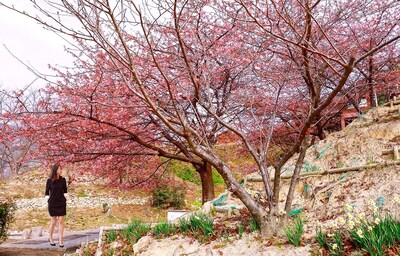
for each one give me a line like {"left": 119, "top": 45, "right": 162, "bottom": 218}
{"left": 284, "top": 145, "right": 307, "bottom": 219}
{"left": 272, "top": 165, "right": 282, "bottom": 209}
{"left": 193, "top": 147, "right": 270, "bottom": 234}
{"left": 195, "top": 161, "right": 215, "bottom": 204}
{"left": 315, "top": 114, "right": 325, "bottom": 140}
{"left": 368, "top": 57, "right": 377, "bottom": 107}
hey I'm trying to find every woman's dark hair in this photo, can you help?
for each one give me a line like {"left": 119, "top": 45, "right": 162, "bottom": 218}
{"left": 49, "top": 164, "right": 60, "bottom": 181}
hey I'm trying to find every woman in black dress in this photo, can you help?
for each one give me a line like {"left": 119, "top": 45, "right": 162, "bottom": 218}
{"left": 45, "top": 164, "right": 67, "bottom": 247}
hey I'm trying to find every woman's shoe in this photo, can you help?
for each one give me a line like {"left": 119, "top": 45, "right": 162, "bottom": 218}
{"left": 48, "top": 239, "right": 56, "bottom": 246}
{"left": 59, "top": 241, "right": 64, "bottom": 247}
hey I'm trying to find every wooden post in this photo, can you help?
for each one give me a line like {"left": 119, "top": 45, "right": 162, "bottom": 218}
{"left": 394, "top": 146, "right": 399, "bottom": 160}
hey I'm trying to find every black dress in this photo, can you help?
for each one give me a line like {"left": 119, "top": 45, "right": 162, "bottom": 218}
{"left": 45, "top": 176, "right": 67, "bottom": 216}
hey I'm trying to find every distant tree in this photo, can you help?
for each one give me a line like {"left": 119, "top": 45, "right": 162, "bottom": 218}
{"left": 0, "top": 88, "right": 39, "bottom": 176}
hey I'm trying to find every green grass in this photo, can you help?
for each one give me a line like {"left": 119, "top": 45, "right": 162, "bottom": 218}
{"left": 153, "top": 222, "right": 177, "bottom": 238}
{"left": 177, "top": 212, "right": 214, "bottom": 243}
{"left": 349, "top": 215, "right": 400, "bottom": 256}
{"left": 316, "top": 227, "right": 327, "bottom": 247}
{"left": 284, "top": 217, "right": 304, "bottom": 246}
{"left": 237, "top": 221, "right": 244, "bottom": 239}
{"left": 175, "top": 167, "right": 225, "bottom": 186}
{"left": 250, "top": 216, "right": 260, "bottom": 232}
{"left": 105, "top": 229, "right": 117, "bottom": 244}
{"left": 121, "top": 219, "right": 151, "bottom": 243}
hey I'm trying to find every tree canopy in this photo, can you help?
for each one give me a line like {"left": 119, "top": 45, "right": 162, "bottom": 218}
{"left": 0, "top": 0, "right": 399, "bottom": 234}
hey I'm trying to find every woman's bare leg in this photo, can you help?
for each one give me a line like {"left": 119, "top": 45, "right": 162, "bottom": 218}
{"left": 58, "top": 216, "right": 65, "bottom": 245}
{"left": 49, "top": 216, "right": 57, "bottom": 244}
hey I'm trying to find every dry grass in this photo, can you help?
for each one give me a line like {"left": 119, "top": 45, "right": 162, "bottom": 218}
{"left": 4, "top": 169, "right": 201, "bottom": 232}
{"left": 10, "top": 204, "right": 166, "bottom": 231}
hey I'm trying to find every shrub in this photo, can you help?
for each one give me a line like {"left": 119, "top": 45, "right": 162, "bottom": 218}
{"left": 177, "top": 168, "right": 200, "bottom": 185}
{"left": 151, "top": 185, "right": 185, "bottom": 209}
{"left": 284, "top": 217, "right": 304, "bottom": 246}
{"left": 0, "top": 200, "right": 14, "bottom": 242}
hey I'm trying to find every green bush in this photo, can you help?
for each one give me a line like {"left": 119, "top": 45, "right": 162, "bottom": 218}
{"left": 151, "top": 185, "right": 185, "bottom": 209}
{"left": 176, "top": 167, "right": 225, "bottom": 186}
{"left": 0, "top": 200, "right": 14, "bottom": 242}
{"left": 177, "top": 168, "right": 201, "bottom": 185}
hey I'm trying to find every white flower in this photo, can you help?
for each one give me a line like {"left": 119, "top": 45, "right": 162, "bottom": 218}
{"left": 367, "top": 226, "right": 373, "bottom": 231}
{"left": 347, "top": 212, "right": 355, "bottom": 221}
{"left": 368, "top": 199, "right": 376, "bottom": 206}
{"left": 332, "top": 243, "right": 338, "bottom": 250}
{"left": 348, "top": 220, "right": 355, "bottom": 230}
{"left": 357, "top": 213, "right": 365, "bottom": 220}
{"left": 327, "top": 233, "right": 334, "bottom": 238}
{"left": 337, "top": 217, "right": 345, "bottom": 225}
{"left": 374, "top": 218, "right": 380, "bottom": 225}
{"left": 368, "top": 199, "right": 378, "bottom": 213}
{"left": 394, "top": 196, "right": 400, "bottom": 204}
{"left": 356, "top": 229, "right": 364, "bottom": 238}
{"left": 345, "top": 203, "right": 353, "bottom": 213}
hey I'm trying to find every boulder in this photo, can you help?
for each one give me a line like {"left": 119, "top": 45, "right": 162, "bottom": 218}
{"left": 30, "top": 227, "right": 43, "bottom": 238}
{"left": 133, "top": 236, "right": 152, "bottom": 255}
{"left": 21, "top": 228, "right": 32, "bottom": 239}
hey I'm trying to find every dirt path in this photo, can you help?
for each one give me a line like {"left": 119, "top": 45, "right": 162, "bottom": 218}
{"left": 0, "top": 248, "right": 67, "bottom": 256}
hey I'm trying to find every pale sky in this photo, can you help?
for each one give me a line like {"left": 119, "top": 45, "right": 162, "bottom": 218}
{"left": 0, "top": 1, "right": 73, "bottom": 91}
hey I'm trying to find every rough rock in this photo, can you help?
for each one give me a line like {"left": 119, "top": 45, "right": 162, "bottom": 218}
{"left": 30, "top": 226, "right": 43, "bottom": 238}
{"left": 21, "top": 228, "right": 32, "bottom": 239}
{"left": 133, "top": 236, "right": 153, "bottom": 255}
{"left": 133, "top": 234, "right": 311, "bottom": 256}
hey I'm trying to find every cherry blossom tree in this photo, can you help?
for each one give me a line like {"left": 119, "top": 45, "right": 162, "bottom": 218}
{"left": 0, "top": 0, "right": 399, "bottom": 234}
{"left": 0, "top": 88, "right": 40, "bottom": 176}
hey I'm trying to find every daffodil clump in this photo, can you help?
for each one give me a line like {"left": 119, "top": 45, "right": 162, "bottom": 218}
{"left": 315, "top": 196, "right": 400, "bottom": 256}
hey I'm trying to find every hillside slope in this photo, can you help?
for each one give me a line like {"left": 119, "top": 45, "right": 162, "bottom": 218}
{"left": 108, "top": 103, "right": 400, "bottom": 256}
{"left": 245, "top": 103, "right": 400, "bottom": 233}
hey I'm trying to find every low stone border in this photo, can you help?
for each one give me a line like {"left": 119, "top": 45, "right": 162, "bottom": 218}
{"left": 14, "top": 195, "right": 149, "bottom": 211}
